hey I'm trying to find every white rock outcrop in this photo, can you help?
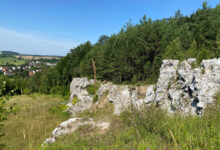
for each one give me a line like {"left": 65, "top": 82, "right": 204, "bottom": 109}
{"left": 67, "top": 78, "right": 94, "bottom": 116}
{"left": 148, "top": 58, "right": 220, "bottom": 115}
{"left": 68, "top": 79, "right": 150, "bottom": 115}
{"left": 43, "top": 58, "right": 220, "bottom": 146}
{"left": 97, "top": 83, "right": 149, "bottom": 114}
{"left": 67, "top": 58, "right": 220, "bottom": 116}
{"left": 43, "top": 118, "right": 110, "bottom": 145}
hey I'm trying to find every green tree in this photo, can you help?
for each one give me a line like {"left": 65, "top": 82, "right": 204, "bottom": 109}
{"left": 163, "top": 37, "right": 183, "bottom": 60}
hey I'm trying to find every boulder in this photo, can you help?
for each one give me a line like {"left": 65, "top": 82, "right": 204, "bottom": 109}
{"left": 67, "top": 78, "right": 94, "bottom": 116}
{"left": 43, "top": 118, "right": 109, "bottom": 145}
{"left": 152, "top": 58, "right": 220, "bottom": 115}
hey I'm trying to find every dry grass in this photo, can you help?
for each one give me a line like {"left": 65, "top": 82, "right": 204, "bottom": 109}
{"left": 1, "top": 94, "right": 68, "bottom": 150}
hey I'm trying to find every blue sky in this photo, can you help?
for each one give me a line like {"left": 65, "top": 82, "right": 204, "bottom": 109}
{"left": 0, "top": 0, "right": 219, "bottom": 56}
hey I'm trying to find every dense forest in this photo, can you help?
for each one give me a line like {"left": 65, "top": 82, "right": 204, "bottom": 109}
{"left": 2, "top": 2, "right": 219, "bottom": 95}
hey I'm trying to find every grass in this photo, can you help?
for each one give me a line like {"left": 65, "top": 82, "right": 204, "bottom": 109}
{"left": 41, "top": 93, "right": 220, "bottom": 150}
{"left": 0, "top": 94, "right": 69, "bottom": 150}
{"left": 0, "top": 57, "right": 26, "bottom": 66}
{"left": 1, "top": 92, "right": 220, "bottom": 150}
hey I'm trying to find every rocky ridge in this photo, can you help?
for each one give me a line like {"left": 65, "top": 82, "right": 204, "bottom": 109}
{"left": 67, "top": 59, "right": 220, "bottom": 116}
{"left": 43, "top": 58, "right": 220, "bottom": 145}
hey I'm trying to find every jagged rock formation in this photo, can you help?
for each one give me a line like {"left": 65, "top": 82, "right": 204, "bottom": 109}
{"left": 67, "top": 78, "right": 94, "bottom": 116}
{"left": 67, "top": 78, "right": 148, "bottom": 115}
{"left": 43, "top": 58, "right": 220, "bottom": 146}
{"left": 43, "top": 118, "right": 109, "bottom": 145}
{"left": 152, "top": 58, "right": 220, "bottom": 115}
{"left": 67, "top": 58, "right": 220, "bottom": 116}
{"left": 97, "top": 83, "right": 147, "bottom": 114}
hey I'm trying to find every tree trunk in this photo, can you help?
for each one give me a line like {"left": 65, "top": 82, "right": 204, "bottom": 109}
{"left": 92, "top": 58, "right": 97, "bottom": 91}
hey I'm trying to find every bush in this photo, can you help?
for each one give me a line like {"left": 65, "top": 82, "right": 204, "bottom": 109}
{"left": 50, "top": 85, "right": 70, "bottom": 96}
{"left": 23, "top": 88, "right": 31, "bottom": 95}
{"left": 86, "top": 84, "right": 100, "bottom": 95}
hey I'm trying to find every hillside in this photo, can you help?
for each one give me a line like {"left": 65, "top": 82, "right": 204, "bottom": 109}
{"left": 43, "top": 57, "right": 220, "bottom": 149}
{"left": 0, "top": 2, "right": 220, "bottom": 150}
{"left": 0, "top": 51, "right": 20, "bottom": 56}
{"left": 3, "top": 2, "right": 218, "bottom": 102}
{"left": 26, "top": 3, "right": 220, "bottom": 96}
{"left": 1, "top": 95, "right": 69, "bottom": 150}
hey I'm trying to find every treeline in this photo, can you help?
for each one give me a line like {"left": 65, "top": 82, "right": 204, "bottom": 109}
{"left": 19, "top": 2, "right": 220, "bottom": 95}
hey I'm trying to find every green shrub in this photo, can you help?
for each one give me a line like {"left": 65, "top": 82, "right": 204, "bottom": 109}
{"left": 86, "top": 84, "right": 100, "bottom": 95}
{"left": 50, "top": 85, "right": 70, "bottom": 96}
{"left": 197, "top": 48, "right": 210, "bottom": 64}
{"left": 23, "top": 88, "right": 31, "bottom": 95}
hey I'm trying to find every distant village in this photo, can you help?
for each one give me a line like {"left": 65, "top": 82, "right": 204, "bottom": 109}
{"left": 0, "top": 61, "right": 57, "bottom": 77}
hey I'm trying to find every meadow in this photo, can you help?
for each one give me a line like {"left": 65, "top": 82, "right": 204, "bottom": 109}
{"left": 1, "top": 94, "right": 69, "bottom": 150}
{"left": 41, "top": 94, "right": 220, "bottom": 150}
{"left": 1, "top": 93, "right": 220, "bottom": 150}
{"left": 0, "top": 57, "right": 26, "bottom": 66}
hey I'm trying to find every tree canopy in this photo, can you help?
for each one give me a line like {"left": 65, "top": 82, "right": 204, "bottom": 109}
{"left": 28, "top": 2, "right": 220, "bottom": 94}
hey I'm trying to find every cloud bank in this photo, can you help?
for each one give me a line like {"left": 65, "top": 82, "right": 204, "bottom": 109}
{"left": 0, "top": 27, "right": 74, "bottom": 56}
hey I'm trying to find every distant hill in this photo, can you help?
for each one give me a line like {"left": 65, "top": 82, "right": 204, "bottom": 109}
{"left": 0, "top": 51, "right": 20, "bottom": 56}
{"left": 0, "top": 50, "right": 62, "bottom": 58}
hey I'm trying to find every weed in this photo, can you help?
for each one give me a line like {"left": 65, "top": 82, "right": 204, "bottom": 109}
{"left": 201, "top": 68, "right": 205, "bottom": 74}
{"left": 104, "top": 90, "right": 109, "bottom": 96}
{"left": 93, "top": 94, "right": 99, "bottom": 103}
{"left": 180, "top": 93, "right": 185, "bottom": 98}
{"left": 72, "top": 96, "right": 79, "bottom": 105}
{"left": 168, "top": 81, "right": 172, "bottom": 90}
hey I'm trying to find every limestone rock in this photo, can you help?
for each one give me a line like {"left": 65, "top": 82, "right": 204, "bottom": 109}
{"left": 67, "top": 78, "right": 94, "bottom": 116}
{"left": 153, "top": 58, "right": 220, "bottom": 115}
{"left": 43, "top": 118, "right": 110, "bottom": 145}
{"left": 67, "top": 58, "right": 220, "bottom": 116}
{"left": 143, "top": 85, "right": 155, "bottom": 104}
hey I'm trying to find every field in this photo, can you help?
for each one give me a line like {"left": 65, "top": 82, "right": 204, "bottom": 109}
{"left": 1, "top": 95, "right": 69, "bottom": 150}
{"left": 1, "top": 93, "right": 220, "bottom": 150}
{"left": 0, "top": 57, "right": 26, "bottom": 66}
{"left": 15, "top": 55, "right": 60, "bottom": 60}
{"left": 41, "top": 94, "right": 220, "bottom": 150}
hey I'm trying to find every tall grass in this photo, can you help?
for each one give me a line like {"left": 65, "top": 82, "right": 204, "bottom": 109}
{"left": 1, "top": 94, "right": 68, "bottom": 150}
{"left": 42, "top": 93, "right": 220, "bottom": 150}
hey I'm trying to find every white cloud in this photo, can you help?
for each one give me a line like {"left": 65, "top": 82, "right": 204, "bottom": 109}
{"left": 0, "top": 27, "right": 75, "bottom": 56}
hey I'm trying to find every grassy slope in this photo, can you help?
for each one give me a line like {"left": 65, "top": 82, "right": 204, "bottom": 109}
{"left": 41, "top": 94, "right": 220, "bottom": 150}
{"left": 1, "top": 94, "right": 69, "bottom": 150}
{"left": 0, "top": 57, "right": 26, "bottom": 66}
{"left": 1, "top": 93, "right": 220, "bottom": 150}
